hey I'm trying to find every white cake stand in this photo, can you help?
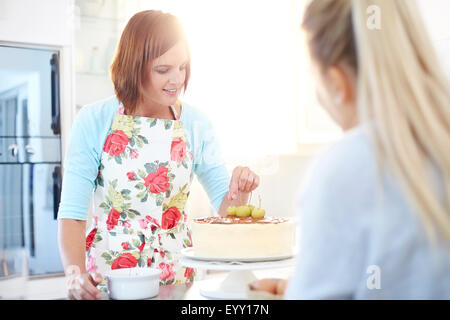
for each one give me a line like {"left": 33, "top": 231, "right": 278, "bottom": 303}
{"left": 179, "top": 248, "right": 296, "bottom": 300}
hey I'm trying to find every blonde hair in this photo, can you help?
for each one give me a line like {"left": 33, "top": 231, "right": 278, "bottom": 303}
{"left": 302, "top": 0, "right": 450, "bottom": 244}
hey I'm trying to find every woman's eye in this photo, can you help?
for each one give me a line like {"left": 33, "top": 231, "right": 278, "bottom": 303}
{"left": 156, "top": 69, "right": 168, "bottom": 74}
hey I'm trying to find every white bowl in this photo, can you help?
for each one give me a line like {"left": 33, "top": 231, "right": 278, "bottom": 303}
{"left": 106, "top": 268, "right": 161, "bottom": 300}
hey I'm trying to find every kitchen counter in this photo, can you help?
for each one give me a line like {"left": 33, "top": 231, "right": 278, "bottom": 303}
{"left": 22, "top": 267, "right": 294, "bottom": 300}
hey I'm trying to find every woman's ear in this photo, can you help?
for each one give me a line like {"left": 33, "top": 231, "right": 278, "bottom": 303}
{"left": 326, "top": 65, "right": 354, "bottom": 106}
{"left": 322, "top": 63, "right": 358, "bottom": 131}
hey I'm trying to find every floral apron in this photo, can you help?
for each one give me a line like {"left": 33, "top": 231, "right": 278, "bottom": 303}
{"left": 85, "top": 101, "right": 195, "bottom": 292}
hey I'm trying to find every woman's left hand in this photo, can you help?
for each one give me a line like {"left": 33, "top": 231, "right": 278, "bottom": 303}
{"left": 227, "top": 166, "right": 260, "bottom": 201}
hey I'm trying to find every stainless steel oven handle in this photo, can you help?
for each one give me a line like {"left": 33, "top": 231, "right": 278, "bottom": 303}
{"left": 8, "top": 144, "right": 18, "bottom": 157}
{"left": 52, "top": 166, "right": 62, "bottom": 220}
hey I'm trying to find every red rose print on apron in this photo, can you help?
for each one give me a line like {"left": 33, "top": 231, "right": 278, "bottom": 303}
{"left": 85, "top": 103, "right": 196, "bottom": 292}
{"left": 103, "top": 130, "right": 130, "bottom": 156}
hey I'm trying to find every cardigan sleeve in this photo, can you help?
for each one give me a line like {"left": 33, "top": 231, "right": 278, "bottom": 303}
{"left": 191, "top": 114, "right": 230, "bottom": 213}
{"left": 57, "top": 106, "right": 102, "bottom": 220}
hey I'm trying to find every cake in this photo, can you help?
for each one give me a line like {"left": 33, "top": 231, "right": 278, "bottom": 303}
{"left": 190, "top": 216, "right": 295, "bottom": 259}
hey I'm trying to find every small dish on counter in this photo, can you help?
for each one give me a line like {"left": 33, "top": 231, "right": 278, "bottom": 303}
{"left": 106, "top": 268, "right": 161, "bottom": 300}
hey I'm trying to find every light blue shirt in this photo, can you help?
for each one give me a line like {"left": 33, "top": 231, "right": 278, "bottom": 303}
{"left": 57, "top": 95, "right": 230, "bottom": 220}
{"left": 285, "top": 126, "right": 450, "bottom": 299}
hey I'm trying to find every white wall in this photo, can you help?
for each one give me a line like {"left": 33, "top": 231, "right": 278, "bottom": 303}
{"left": 416, "top": 0, "right": 450, "bottom": 77}
{"left": 0, "top": 0, "right": 75, "bottom": 46}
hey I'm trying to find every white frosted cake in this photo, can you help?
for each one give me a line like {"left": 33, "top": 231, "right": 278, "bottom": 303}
{"left": 190, "top": 216, "right": 295, "bottom": 259}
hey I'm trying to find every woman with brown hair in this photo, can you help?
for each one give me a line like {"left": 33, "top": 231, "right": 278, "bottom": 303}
{"left": 254, "top": 0, "right": 450, "bottom": 299}
{"left": 57, "top": 10, "right": 260, "bottom": 300}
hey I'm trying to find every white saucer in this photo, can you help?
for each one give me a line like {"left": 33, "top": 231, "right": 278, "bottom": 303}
{"left": 180, "top": 247, "right": 293, "bottom": 262}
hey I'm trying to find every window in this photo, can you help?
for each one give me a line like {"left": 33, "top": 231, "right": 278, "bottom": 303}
{"left": 122, "top": 0, "right": 341, "bottom": 157}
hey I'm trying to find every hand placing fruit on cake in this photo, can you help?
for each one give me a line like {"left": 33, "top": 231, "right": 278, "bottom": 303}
{"left": 228, "top": 195, "right": 266, "bottom": 219}
{"left": 226, "top": 166, "right": 260, "bottom": 202}
{"left": 190, "top": 195, "right": 295, "bottom": 259}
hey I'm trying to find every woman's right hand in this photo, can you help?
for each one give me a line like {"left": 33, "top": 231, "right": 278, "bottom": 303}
{"left": 67, "top": 269, "right": 103, "bottom": 300}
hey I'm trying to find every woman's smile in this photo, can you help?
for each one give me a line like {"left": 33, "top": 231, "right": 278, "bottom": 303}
{"left": 163, "top": 88, "right": 178, "bottom": 96}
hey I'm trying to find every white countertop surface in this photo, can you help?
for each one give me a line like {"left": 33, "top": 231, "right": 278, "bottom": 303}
{"left": 21, "top": 266, "right": 293, "bottom": 300}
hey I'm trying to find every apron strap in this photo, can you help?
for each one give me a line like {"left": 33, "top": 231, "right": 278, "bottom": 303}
{"left": 169, "top": 104, "right": 180, "bottom": 120}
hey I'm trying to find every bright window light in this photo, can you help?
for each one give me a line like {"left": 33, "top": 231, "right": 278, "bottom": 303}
{"left": 122, "top": 0, "right": 342, "bottom": 157}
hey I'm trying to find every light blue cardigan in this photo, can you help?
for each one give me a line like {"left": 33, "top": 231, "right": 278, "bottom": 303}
{"left": 285, "top": 126, "right": 450, "bottom": 299}
{"left": 58, "top": 96, "right": 230, "bottom": 220}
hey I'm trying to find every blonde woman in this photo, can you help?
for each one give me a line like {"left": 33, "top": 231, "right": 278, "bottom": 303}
{"left": 58, "top": 10, "right": 260, "bottom": 300}
{"left": 254, "top": 0, "right": 450, "bottom": 299}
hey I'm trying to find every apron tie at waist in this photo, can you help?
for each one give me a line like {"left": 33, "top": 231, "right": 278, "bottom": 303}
{"left": 141, "top": 228, "right": 162, "bottom": 250}
{"left": 141, "top": 222, "right": 187, "bottom": 254}
{"left": 139, "top": 230, "right": 164, "bottom": 266}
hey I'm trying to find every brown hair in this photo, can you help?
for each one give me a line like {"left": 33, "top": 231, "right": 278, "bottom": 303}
{"left": 110, "top": 10, "right": 191, "bottom": 114}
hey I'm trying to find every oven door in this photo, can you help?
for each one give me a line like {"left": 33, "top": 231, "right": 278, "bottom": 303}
{"left": 0, "top": 162, "right": 63, "bottom": 275}
{"left": 0, "top": 164, "right": 24, "bottom": 250}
